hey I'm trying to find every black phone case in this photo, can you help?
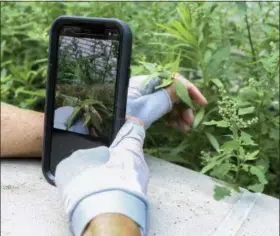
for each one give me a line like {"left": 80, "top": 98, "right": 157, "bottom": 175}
{"left": 42, "top": 16, "right": 132, "bottom": 185}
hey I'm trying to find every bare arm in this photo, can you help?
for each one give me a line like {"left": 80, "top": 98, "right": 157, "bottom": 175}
{"left": 0, "top": 103, "right": 43, "bottom": 157}
{"left": 83, "top": 214, "right": 140, "bottom": 236}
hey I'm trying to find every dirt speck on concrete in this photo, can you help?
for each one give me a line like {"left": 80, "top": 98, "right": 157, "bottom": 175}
{"left": 1, "top": 185, "right": 19, "bottom": 191}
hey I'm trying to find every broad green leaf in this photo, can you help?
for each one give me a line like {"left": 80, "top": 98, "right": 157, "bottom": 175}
{"left": 201, "top": 161, "right": 219, "bottom": 174}
{"left": 200, "top": 155, "right": 227, "bottom": 174}
{"left": 205, "top": 132, "right": 220, "bottom": 153}
{"left": 238, "top": 107, "right": 255, "bottom": 115}
{"left": 237, "top": 100, "right": 252, "bottom": 108}
{"left": 250, "top": 166, "right": 268, "bottom": 185}
{"left": 245, "top": 150, "right": 259, "bottom": 161}
{"left": 269, "top": 128, "right": 279, "bottom": 141}
{"left": 211, "top": 78, "right": 224, "bottom": 88}
{"left": 140, "top": 72, "right": 160, "bottom": 88}
{"left": 174, "top": 80, "right": 194, "bottom": 109}
{"left": 221, "top": 140, "right": 240, "bottom": 152}
{"left": 140, "top": 62, "right": 156, "bottom": 73}
{"left": 203, "top": 120, "right": 229, "bottom": 128}
{"left": 214, "top": 185, "right": 231, "bottom": 201}
{"left": 240, "top": 131, "right": 256, "bottom": 146}
{"left": 256, "top": 158, "right": 270, "bottom": 172}
{"left": 241, "top": 164, "right": 250, "bottom": 172}
{"left": 192, "top": 108, "right": 205, "bottom": 128}
{"left": 66, "top": 106, "right": 82, "bottom": 130}
{"left": 155, "top": 79, "right": 173, "bottom": 89}
{"left": 248, "top": 183, "right": 264, "bottom": 193}
{"left": 210, "top": 163, "right": 232, "bottom": 178}
{"left": 239, "top": 87, "right": 258, "bottom": 101}
{"left": 239, "top": 146, "right": 246, "bottom": 160}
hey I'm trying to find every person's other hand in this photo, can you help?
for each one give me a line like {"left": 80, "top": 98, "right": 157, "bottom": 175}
{"left": 165, "top": 73, "right": 207, "bottom": 132}
{"left": 126, "top": 73, "right": 207, "bottom": 131}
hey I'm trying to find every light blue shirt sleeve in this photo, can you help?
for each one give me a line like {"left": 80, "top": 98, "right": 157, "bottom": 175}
{"left": 71, "top": 189, "right": 149, "bottom": 236}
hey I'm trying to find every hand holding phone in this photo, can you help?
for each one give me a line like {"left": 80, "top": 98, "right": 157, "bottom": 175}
{"left": 43, "top": 16, "right": 132, "bottom": 184}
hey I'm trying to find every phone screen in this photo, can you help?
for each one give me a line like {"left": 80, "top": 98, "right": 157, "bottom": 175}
{"left": 50, "top": 26, "right": 120, "bottom": 174}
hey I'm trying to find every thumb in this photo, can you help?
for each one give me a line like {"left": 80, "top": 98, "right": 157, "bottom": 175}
{"left": 126, "top": 89, "right": 173, "bottom": 129}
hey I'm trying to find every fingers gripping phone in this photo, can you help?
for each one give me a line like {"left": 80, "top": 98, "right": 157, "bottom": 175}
{"left": 42, "top": 16, "right": 132, "bottom": 185}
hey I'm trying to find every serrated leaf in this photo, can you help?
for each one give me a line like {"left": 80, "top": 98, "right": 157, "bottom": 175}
{"left": 211, "top": 78, "right": 224, "bottom": 88}
{"left": 192, "top": 108, "right": 205, "bottom": 128}
{"left": 210, "top": 163, "right": 232, "bottom": 178}
{"left": 205, "top": 132, "right": 220, "bottom": 153}
{"left": 239, "top": 147, "right": 246, "bottom": 160}
{"left": 203, "top": 120, "right": 229, "bottom": 128}
{"left": 221, "top": 140, "right": 240, "bottom": 152}
{"left": 256, "top": 158, "right": 270, "bottom": 172}
{"left": 245, "top": 150, "right": 259, "bottom": 161}
{"left": 214, "top": 185, "right": 231, "bottom": 201}
{"left": 174, "top": 80, "right": 194, "bottom": 109}
{"left": 240, "top": 131, "right": 256, "bottom": 146}
{"left": 248, "top": 183, "right": 264, "bottom": 193}
{"left": 238, "top": 106, "right": 255, "bottom": 115}
{"left": 250, "top": 166, "right": 268, "bottom": 185}
{"left": 269, "top": 128, "right": 279, "bottom": 141}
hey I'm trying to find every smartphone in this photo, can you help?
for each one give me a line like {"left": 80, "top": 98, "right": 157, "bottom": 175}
{"left": 42, "top": 16, "right": 132, "bottom": 185}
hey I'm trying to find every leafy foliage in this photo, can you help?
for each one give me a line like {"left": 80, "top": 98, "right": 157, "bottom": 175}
{"left": 1, "top": 2, "right": 279, "bottom": 199}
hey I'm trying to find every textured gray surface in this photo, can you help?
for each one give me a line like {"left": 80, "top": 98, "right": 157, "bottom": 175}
{"left": 1, "top": 157, "right": 279, "bottom": 236}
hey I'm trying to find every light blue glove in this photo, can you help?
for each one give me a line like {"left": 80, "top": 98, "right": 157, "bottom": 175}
{"left": 55, "top": 120, "right": 149, "bottom": 236}
{"left": 126, "top": 75, "right": 173, "bottom": 129}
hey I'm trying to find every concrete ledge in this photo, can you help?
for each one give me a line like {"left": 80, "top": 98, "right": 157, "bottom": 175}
{"left": 1, "top": 157, "right": 279, "bottom": 236}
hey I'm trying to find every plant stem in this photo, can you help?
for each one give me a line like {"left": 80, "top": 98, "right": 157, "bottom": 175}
{"left": 245, "top": 14, "right": 256, "bottom": 63}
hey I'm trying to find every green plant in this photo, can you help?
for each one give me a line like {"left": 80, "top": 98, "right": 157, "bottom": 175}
{"left": 1, "top": 2, "right": 279, "bottom": 200}
{"left": 138, "top": 2, "right": 279, "bottom": 199}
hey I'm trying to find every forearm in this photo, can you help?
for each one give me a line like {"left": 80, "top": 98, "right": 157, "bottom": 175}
{"left": 0, "top": 103, "right": 44, "bottom": 157}
{"left": 83, "top": 213, "right": 140, "bottom": 236}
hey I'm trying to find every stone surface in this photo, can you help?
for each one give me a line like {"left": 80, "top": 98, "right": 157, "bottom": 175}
{"left": 1, "top": 157, "right": 279, "bottom": 236}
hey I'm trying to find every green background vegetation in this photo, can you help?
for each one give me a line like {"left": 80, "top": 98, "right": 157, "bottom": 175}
{"left": 1, "top": 2, "right": 279, "bottom": 200}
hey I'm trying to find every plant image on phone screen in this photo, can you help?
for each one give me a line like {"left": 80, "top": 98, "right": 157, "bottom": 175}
{"left": 50, "top": 26, "right": 120, "bottom": 174}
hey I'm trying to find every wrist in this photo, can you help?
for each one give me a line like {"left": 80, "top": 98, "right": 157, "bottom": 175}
{"left": 71, "top": 190, "right": 148, "bottom": 236}
{"left": 84, "top": 213, "right": 140, "bottom": 236}
{"left": 126, "top": 116, "right": 144, "bottom": 127}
